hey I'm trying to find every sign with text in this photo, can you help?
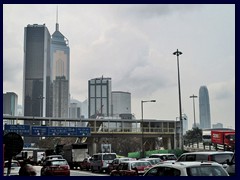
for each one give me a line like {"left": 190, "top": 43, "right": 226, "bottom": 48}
{"left": 4, "top": 124, "right": 90, "bottom": 137}
{"left": 31, "top": 126, "right": 49, "bottom": 136}
{"left": 4, "top": 124, "right": 30, "bottom": 136}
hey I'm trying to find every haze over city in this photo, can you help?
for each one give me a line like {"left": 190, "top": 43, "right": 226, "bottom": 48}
{"left": 3, "top": 4, "right": 235, "bottom": 129}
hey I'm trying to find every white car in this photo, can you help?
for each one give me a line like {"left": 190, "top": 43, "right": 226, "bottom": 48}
{"left": 143, "top": 161, "right": 229, "bottom": 176}
{"left": 4, "top": 160, "right": 21, "bottom": 176}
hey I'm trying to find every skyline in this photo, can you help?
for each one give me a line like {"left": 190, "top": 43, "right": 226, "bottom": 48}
{"left": 3, "top": 4, "right": 235, "bottom": 129}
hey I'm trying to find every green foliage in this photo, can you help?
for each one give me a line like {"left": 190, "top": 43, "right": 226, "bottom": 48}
{"left": 184, "top": 127, "right": 202, "bottom": 145}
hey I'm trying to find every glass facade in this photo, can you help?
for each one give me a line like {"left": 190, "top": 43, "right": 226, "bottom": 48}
{"left": 88, "top": 77, "right": 112, "bottom": 118}
{"left": 199, "top": 86, "right": 211, "bottom": 129}
{"left": 23, "top": 24, "right": 52, "bottom": 119}
{"left": 51, "top": 23, "right": 70, "bottom": 118}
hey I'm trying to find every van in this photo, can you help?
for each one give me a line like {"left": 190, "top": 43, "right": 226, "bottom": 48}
{"left": 90, "top": 153, "right": 117, "bottom": 172}
{"left": 176, "top": 151, "right": 233, "bottom": 164}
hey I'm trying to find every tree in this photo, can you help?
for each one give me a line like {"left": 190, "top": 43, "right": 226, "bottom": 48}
{"left": 184, "top": 127, "right": 202, "bottom": 146}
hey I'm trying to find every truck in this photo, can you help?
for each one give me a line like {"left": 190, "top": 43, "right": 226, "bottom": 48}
{"left": 211, "top": 130, "right": 235, "bottom": 151}
{"left": 61, "top": 143, "right": 89, "bottom": 169}
{"left": 32, "top": 149, "right": 45, "bottom": 165}
{"left": 202, "top": 129, "right": 212, "bottom": 145}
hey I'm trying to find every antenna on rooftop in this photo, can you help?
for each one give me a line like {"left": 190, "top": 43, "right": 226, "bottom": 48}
{"left": 56, "top": 5, "right": 59, "bottom": 31}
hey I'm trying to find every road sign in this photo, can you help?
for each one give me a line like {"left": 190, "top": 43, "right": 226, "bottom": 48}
{"left": 48, "top": 127, "right": 76, "bottom": 136}
{"left": 76, "top": 127, "right": 91, "bottom": 136}
{"left": 31, "top": 126, "right": 48, "bottom": 136}
{"left": 4, "top": 124, "right": 30, "bottom": 136}
{"left": 4, "top": 124, "right": 91, "bottom": 137}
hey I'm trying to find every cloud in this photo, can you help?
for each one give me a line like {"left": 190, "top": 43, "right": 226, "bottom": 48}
{"left": 208, "top": 80, "right": 235, "bottom": 100}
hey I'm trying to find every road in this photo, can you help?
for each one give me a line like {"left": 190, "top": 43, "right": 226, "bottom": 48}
{"left": 33, "top": 166, "right": 109, "bottom": 176}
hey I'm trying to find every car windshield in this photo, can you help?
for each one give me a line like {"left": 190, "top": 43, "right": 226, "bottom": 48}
{"left": 187, "top": 166, "right": 228, "bottom": 176}
{"left": 103, "top": 154, "right": 116, "bottom": 160}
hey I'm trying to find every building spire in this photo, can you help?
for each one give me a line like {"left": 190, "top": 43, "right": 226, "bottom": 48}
{"left": 56, "top": 5, "right": 59, "bottom": 31}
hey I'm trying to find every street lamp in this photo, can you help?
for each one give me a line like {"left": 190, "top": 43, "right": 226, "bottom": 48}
{"left": 141, "top": 100, "right": 156, "bottom": 158}
{"left": 190, "top": 94, "right": 198, "bottom": 128}
{"left": 173, "top": 49, "right": 183, "bottom": 150}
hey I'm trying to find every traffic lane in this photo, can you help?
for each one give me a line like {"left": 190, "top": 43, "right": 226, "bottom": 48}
{"left": 33, "top": 166, "right": 109, "bottom": 176}
{"left": 71, "top": 170, "right": 109, "bottom": 176}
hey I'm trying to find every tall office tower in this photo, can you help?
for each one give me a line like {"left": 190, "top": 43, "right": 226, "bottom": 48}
{"left": 23, "top": 24, "right": 52, "bottom": 145}
{"left": 3, "top": 92, "right": 18, "bottom": 117}
{"left": 23, "top": 24, "right": 52, "bottom": 119}
{"left": 111, "top": 91, "right": 131, "bottom": 118}
{"left": 51, "top": 17, "right": 70, "bottom": 119}
{"left": 88, "top": 77, "right": 112, "bottom": 118}
{"left": 199, "top": 86, "right": 211, "bottom": 129}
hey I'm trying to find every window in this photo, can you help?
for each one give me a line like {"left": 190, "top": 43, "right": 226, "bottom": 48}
{"left": 185, "top": 155, "right": 196, "bottom": 161}
{"left": 212, "top": 154, "right": 233, "bottom": 164}
{"left": 145, "top": 168, "right": 158, "bottom": 176}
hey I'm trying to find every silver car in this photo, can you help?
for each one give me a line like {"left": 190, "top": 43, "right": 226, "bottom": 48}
{"left": 143, "top": 161, "right": 229, "bottom": 176}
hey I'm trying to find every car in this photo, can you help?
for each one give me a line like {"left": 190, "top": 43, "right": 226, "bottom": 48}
{"left": 225, "top": 153, "right": 235, "bottom": 176}
{"left": 44, "top": 155, "right": 63, "bottom": 161}
{"left": 40, "top": 159, "right": 70, "bottom": 176}
{"left": 79, "top": 157, "right": 92, "bottom": 170}
{"left": 148, "top": 153, "right": 177, "bottom": 162}
{"left": 139, "top": 158, "right": 163, "bottom": 166}
{"left": 143, "top": 161, "right": 229, "bottom": 176}
{"left": 90, "top": 153, "right": 117, "bottom": 172}
{"left": 4, "top": 160, "right": 21, "bottom": 176}
{"left": 176, "top": 151, "right": 234, "bottom": 164}
{"left": 110, "top": 160, "right": 152, "bottom": 176}
{"left": 107, "top": 157, "right": 136, "bottom": 173}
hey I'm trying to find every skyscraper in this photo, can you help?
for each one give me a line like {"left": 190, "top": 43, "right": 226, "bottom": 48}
{"left": 23, "top": 24, "right": 52, "bottom": 145}
{"left": 88, "top": 77, "right": 112, "bottom": 118}
{"left": 199, "top": 86, "right": 211, "bottom": 129}
{"left": 23, "top": 24, "right": 52, "bottom": 119}
{"left": 51, "top": 18, "right": 70, "bottom": 118}
{"left": 3, "top": 92, "right": 18, "bottom": 116}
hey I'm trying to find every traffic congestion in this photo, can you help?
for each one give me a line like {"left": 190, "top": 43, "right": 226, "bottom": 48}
{"left": 4, "top": 150, "right": 235, "bottom": 176}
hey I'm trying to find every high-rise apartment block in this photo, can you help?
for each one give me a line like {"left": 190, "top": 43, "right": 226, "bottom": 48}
{"left": 199, "top": 86, "right": 211, "bottom": 129}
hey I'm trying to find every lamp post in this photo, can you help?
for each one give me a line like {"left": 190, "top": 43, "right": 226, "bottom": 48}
{"left": 190, "top": 94, "right": 198, "bottom": 128}
{"left": 141, "top": 100, "right": 156, "bottom": 158}
{"left": 173, "top": 49, "right": 183, "bottom": 150}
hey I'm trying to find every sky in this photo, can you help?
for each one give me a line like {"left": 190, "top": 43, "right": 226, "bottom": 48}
{"left": 3, "top": 4, "right": 235, "bottom": 130}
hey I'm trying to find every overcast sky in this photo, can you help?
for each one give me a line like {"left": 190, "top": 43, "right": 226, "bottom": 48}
{"left": 3, "top": 4, "right": 235, "bottom": 130}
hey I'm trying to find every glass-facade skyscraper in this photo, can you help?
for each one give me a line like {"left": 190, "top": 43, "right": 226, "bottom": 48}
{"left": 88, "top": 77, "right": 112, "bottom": 118}
{"left": 199, "top": 86, "right": 211, "bottom": 129}
{"left": 3, "top": 92, "right": 18, "bottom": 116}
{"left": 51, "top": 20, "right": 70, "bottom": 118}
{"left": 23, "top": 24, "right": 52, "bottom": 119}
{"left": 23, "top": 24, "right": 52, "bottom": 145}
